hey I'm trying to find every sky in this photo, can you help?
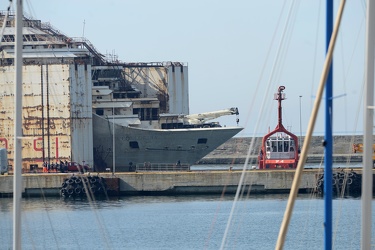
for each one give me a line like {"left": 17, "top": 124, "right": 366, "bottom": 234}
{"left": 1, "top": 0, "right": 369, "bottom": 137}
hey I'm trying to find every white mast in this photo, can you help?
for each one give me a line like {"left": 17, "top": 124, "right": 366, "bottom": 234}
{"left": 361, "top": 1, "right": 374, "bottom": 249}
{"left": 13, "top": 0, "right": 23, "bottom": 249}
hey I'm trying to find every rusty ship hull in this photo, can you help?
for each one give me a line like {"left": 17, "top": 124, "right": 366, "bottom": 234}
{"left": 0, "top": 11, "right": 242, "bottom": 171}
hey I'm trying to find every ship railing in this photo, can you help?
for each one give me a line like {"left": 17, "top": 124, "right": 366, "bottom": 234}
{"left": 71, "top": 37, "right": 104, "bottom": 60}
{"left": 135, "top": 163, "right": 190, "bottom": 172}
{"left": 266, "top": 152, "right": 295, "bottom": 159}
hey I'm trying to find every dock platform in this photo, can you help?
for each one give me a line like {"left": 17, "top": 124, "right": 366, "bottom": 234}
{"left": 0, "top": 168, "right": 367, "bottom": 197}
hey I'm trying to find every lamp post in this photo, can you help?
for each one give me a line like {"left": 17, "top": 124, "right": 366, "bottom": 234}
{"left": 299, "top": 95, "right": 302, "bottom": 150}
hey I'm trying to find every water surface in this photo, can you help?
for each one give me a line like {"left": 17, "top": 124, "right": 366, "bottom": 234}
{"left": 0, "top": 193, "right": 369, "bottom": 249}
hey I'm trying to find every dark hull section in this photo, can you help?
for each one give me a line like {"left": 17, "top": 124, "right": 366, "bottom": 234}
{"left": 93, "top": 114, "right": 242, "bottom": 170}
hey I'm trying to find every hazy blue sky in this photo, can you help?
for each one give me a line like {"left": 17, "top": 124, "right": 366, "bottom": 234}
{"left": 2, "top": 0, "right": 369, "bottom": 136}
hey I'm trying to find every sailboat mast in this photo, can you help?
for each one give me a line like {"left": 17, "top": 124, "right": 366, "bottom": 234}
{"left": 275, "top": 1, "right": 346, "bottom": 248}
{"left": 13, "top": 0, "right": 23, "bottom": 249}
{"left": 324, "top": 0, "right": 333, "bottom": 249}
{"left": 361, "top": 0, "right": 374, "bottom": 249}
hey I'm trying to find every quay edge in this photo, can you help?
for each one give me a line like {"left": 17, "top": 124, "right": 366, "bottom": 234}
{"left": 0, "top": 169, "right": 368, "bottom": 197}
{"left": 198, "top": 154, "right": 363, "bottom": 165}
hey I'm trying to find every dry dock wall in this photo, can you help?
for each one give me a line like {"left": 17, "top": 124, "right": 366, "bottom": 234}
{"left": 0, "top": 170, "right": 332, "bottom": 197}
{"left": 200, "top": 135, "right": 367, "bottom": 165}
{"left": 119, "top": 170, "right": 319, "bottom": 194}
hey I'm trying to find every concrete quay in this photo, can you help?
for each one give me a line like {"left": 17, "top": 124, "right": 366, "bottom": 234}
{"left": 198, "top": 154, "right": 362, "bottom": 165}
{"left": 0, "top": 168, "right": 364, "bottom": 197}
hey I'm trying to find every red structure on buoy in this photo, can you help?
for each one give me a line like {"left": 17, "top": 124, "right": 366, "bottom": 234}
{"left": 258, "top": 86, "right": 299, "bottom": 169}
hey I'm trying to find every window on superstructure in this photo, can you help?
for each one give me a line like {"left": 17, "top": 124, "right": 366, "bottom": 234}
{"left": 278, "top": 141, "right": 283, "bottom": 152}
{"left": 139, "top": 108, "right": 146, "bottom": 120}
{"left": 24, "top": 20, "right": 32, "bottom": 27}
{"left": 152, "top": 108, "right": 159, "bottom": 120}
{"left": 197, "top": 138, "right": 208, "bottom": 144}
{"left": 284, "top": 141, "right": 290, "bottom": 152}
{"left": 96, "top": 109, "right": 104, "bottom": 115}
{"left": 6, "top": 58, "right": 13, "bottom": 65}
{"left": 127, "top": 92, "right": 140, "bottom": 98}
{"left": 271, "top": 140, "right": 277, "bottom": 152}
{"left": 113, "top": 93, "right": 127, "bottom": 99}
{"left": 161, "top": 122, "right": 183, "bottom": 129}
{"left": 129, "top": 141, "right": 139, "bottom": 149}
{"left": 136, "top": 108, "right": 159, "bottom": 121}
{"left": 3, "top": 35, "right": 14, "bottom": 42}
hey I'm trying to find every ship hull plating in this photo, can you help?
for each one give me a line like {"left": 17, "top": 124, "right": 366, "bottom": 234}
{"left": 93, "top": 114, "right": 242, "bottom": 170}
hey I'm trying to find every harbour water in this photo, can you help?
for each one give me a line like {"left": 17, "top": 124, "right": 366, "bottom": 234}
{"left": 0, "top": 192, "right": 371, "bottom": 249}
{"left": 0, "top": 163, "right": 370, "bottom": 249}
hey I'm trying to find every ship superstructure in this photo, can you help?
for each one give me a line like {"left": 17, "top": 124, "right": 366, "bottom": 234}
{"left": 0, "top": 11, "right": 242, "bottom": 171}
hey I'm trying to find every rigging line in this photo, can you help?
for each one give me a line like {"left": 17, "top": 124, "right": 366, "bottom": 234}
{"left": 273, "top": 2, "right": 300, "bottom": 130}
{"left": 270, "top": 8, "right": 289, "bottom": 81}
{"left": 221, "top": 2, "right": 298, "bottom": 248}
{"left": 242, "top": 0, "right": 288, "bottom": 129}
{"left": 34, "top": 177, "right": 60, "bottom": 248}
{"left": 338, "top": 9, "right": 365, "bottom": 135}
{"left": 68, "top": 175, "right": 114, "bottom": 249}
{"left": 273, "top": 1, "right": 300, "bottom": 82}
{"left": 337, "top": 77, "right": 365, "bottom": 246}
{"left": 204, "top": 193, "right": 227, "bottom": 250}
{"left": 231, "top": 179, "right": 258, "bottom": 242}
{"left": 262, "top": 0, "right": 299, "bottom": 130}
{"left": 220, "top": 1, "right": 302, "bottom": 246}
{"left": 21, "top": 8, "right": 111, "bottom": 241}
{"left": 85, "top": 197, "right": 114, "bottom": 248}
{"left": 347, "top": 75, "right": 364, "bottom": 151}
{"left": 297, "top": 197, "right": 317, "bottom": 248}
{"left": 332, "top": 170, "right": 361, "bottom": 248}
{"left": 275, "top": 0, "right": 347, "bottom": 249}
{"left": 246, "top": 0, "right": 298, "bottom": 137}
{"left": 0, "top": 1, "right": 12, "bottom": 47}
{"left": 24, "top": 0, "right": 36, "bottom": 20}
{"left": 219, "top": 136, "right": 257, "bottom": 250}
{"left": 332, "top": 173, "right": 349, "bottom": 249}
{"left": 344, "top": 78, "right": 364, "bottom": 166}
{"left": 222, "top": 167, "right": 257, "bottom": 243}
{"left": 310, "top": 0, "right": 322, "bottom": 112}
{"left": 336, "top": 6, "right": 366, "bottom": 167}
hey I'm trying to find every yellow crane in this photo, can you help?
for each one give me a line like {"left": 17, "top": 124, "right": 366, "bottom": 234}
{"left": 352, "top": 143, "right": 375, "bottom": 162}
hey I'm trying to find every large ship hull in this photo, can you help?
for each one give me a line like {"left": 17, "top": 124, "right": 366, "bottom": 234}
{"left": 93, "top": 114, "right": 242, "bottom": 170}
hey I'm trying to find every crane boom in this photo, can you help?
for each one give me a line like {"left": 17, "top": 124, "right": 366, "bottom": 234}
{"left": 183, "top": 107, "right": 239, "bottom": 124}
